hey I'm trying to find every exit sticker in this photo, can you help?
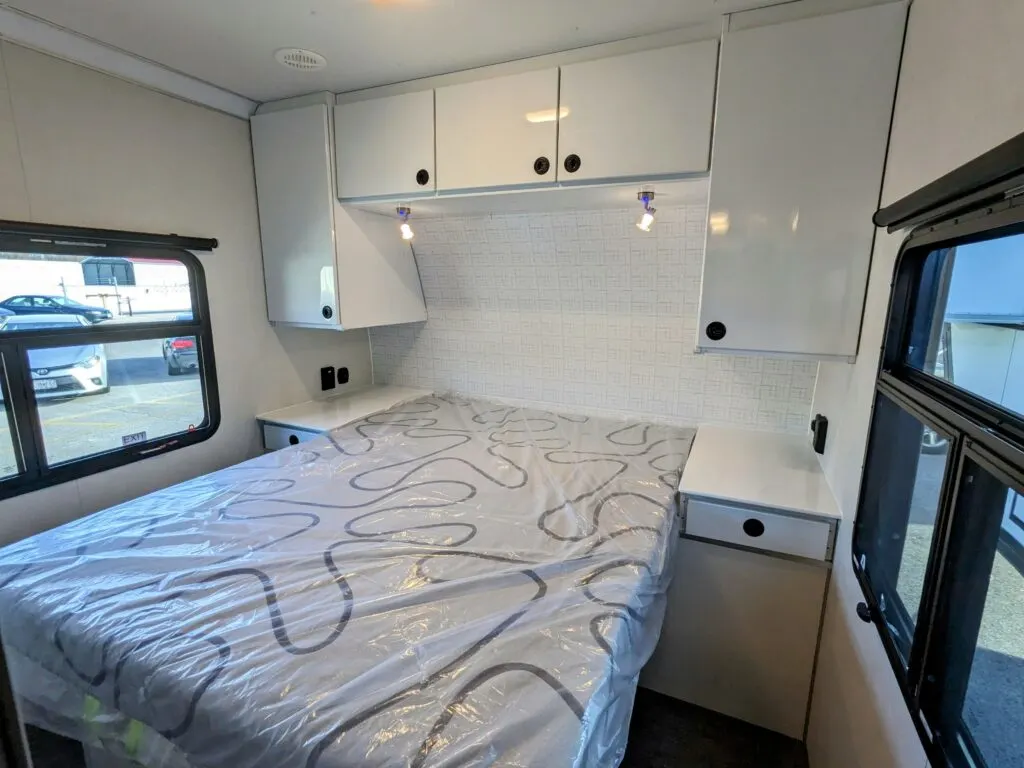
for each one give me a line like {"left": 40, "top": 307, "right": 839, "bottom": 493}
{"left": 121, "top": 431, "right": 148, "bottom": 446}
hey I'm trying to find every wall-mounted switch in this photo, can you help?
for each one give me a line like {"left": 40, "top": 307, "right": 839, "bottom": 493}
{"left": 320, "top": 366, "right": 336, "bottom": 391}
{"left": 811, "top": 414, "right": 828, "bottom": 455}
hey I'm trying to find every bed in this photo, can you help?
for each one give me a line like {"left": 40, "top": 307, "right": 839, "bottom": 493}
{"left": 0, "top": 394, "right": 694, "bottom": 767}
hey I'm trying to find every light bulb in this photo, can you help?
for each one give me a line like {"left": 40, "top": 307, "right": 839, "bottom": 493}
{"left": 636, "top": 211, "right": 655, "bottom": 232}
{"left": 400, "top": 222, "right": 415, "bottom": 241}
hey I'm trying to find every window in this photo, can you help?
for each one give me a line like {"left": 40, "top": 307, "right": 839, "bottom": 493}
{"left": 82, "top": 256, "right": 136, "bottom": 287}
{"left": 0, "top": 222, "right": 219, "bottom": 500}
{"left": 856, "top": 153, "right": 1024, "bottom": 768}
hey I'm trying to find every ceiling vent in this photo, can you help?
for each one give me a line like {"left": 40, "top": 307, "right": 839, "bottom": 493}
{"left": 274, "top": 48, "right": 327, "bottom": 72}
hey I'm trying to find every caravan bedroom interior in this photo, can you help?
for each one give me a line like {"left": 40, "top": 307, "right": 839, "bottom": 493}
{"left": 0, "top": 0, "right": 1020, "bottom": 766}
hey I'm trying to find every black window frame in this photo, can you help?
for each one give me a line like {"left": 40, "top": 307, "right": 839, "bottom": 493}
{"left": 855, "top": 132, "right": 1024, "bottom": 768}
{"left": 0, "top": 221, "right": 220, "bottom": 502}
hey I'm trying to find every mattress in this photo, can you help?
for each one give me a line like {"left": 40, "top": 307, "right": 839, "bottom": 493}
{"left": 0, "top": 394, "right": 694, "bottom": 767}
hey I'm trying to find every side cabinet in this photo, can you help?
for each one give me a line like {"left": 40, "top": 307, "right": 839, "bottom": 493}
{"left": 251, "top": 101, "right": 427, "bottom": 330}
{"left": 335, "top": 89, "right": 435, "bottom": 200}
{"left": 251, "top": 104, "right": 340, "bottom": 328}
{"left": 696, "top": 3, "right": 906, "bottom": 360}
{"left": 557, "top": 41, "right": 718, "bottom": 182}
{"left": 641, "top": 533, "right": 829, "bottom": 739}
{"left": 435, "top": 68, "right": 559, "bottom": 191}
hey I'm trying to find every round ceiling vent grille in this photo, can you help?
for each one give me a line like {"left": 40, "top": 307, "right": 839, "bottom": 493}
{"left": 274, "top": 48, "right": 327, "bottom": 72}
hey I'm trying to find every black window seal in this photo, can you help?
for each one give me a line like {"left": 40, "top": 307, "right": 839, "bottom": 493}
{"left": 0, "top": 240, "right": 220, "bottom": 503}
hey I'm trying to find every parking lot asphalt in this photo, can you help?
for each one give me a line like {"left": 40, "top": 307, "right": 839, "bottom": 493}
{"left": 1, "top": 336, "right": 204, "bottom": 475}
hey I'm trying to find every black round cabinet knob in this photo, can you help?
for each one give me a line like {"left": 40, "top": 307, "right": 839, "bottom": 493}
{"left": 288, "top": 434, "right": 300, "bottom": 446}
{"left": 742, "top": 518, "right": 765, "bottom": 538}
{"left": 705, "top": 321, "right": 727, "bottom": 341}
{"left": 534, "top": 156, "right": 551, "bottom": 175}
{"left": 322, "top": 306, "right": 334, "bottom": 320}
{"left": 564, "top": 154, "right": 582, "bottom": 173}
{"left": 416, "top": 169, "right": 430, "bottom": 186}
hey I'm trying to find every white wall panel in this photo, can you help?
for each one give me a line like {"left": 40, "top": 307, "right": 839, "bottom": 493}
{"left": 807, "top": 1, "right": 1024, "bottom": 766}
{"left": 370, "top": 190, "right": 818, "bottom": 433}
{"left": 0, "top": 46, "right": 29, "bottom": 219}
{"left": 0, "top": 44, "right": 372, "bottom": 545}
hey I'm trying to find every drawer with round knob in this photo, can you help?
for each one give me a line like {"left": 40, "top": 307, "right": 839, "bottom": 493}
{"left": 262, "top": 423, "right": 321, "bottom": 452}
{"left": 682, "top": 497, "right": 833, "bottom": 562}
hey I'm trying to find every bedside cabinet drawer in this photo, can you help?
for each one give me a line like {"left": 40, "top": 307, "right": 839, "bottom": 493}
{"left": 684, "top": 498, "right": 832, "bottom": 562}
{"left": 262, "top": 423, "right": 321, "bottom": 451}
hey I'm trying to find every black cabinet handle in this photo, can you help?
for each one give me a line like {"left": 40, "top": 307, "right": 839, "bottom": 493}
{"left": 534, "top": 156, "right": 550, "bottom": 175}
{"left": 322, "top": 306, "right": 333, "bottom": 320}
{"left": 288, "top": 434, "right": 299, "bottom": 446}
{"left": 856, "top": 602, "right": 875, "bottom": 624}
{"left": 742, "top": 518, "right": 765, "bottom": 538}
{"left": 416, "top": 169, "right": 430, "bottom": 186}
{"left": 564, "top": 154, "right": 581, "bottom": 173}
{"left": 705, "top": 321, "right": 727, "bottom": 341}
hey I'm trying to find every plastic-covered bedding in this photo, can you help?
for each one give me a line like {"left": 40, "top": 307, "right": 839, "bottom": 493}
{"left": 0, "top": 394, "right": 694, "bottom": 768}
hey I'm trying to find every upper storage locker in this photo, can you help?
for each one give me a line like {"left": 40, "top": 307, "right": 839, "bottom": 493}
{"left": 557, "top": 41, "right": 718, "bottom": 182}
{"left": 335, "top": 90, "right": 435, "bottom": 200}
{"left": 697, "top": 3, "right": 906, "bottom": 361}
{"left": 435, "top": 68, "right": 559, "bottom": 191}
{"left": 251, "top": 101, "right": 427, "bottom": 330}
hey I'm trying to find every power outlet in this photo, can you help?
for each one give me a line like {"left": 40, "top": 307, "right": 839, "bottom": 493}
{"left": 337, "top": 366, "right": 350, "bottom": 385}
{"left": 320, "top": 366, "right": 336, "bottom": 392}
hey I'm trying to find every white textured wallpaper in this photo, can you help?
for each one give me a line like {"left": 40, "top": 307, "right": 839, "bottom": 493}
{"left": 370, "top": 193, "right": 817, "bottom": 433}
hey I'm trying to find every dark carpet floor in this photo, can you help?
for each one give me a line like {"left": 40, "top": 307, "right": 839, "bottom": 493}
{"left": 27, "top": 688, "right": 810, "bottom": 767}
{"left": 623, "top": 688, "right": 810, "bottom": 768}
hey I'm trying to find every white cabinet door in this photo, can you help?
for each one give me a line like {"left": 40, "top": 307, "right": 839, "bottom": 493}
{"left": 697, "top": 3, "right": 906, "bottom": 359}
{"left": 557, "top": 41, "right": 718, "bottom": 182}
{"left": 251, "top": 104, "right": 340, "bottom": 327}
{"left": 435, "top": 68, "right": 559, "bottom": 191}
{"left": 640, "top": 538, "right": 828, "bottom": 739}
{"left": 335, "top": 90, "right": 435, "bottom": 199}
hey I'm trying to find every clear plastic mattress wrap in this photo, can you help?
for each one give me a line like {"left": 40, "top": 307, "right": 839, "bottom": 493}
{"left": 0, "top": 394, "right": 694, "bottom": 767}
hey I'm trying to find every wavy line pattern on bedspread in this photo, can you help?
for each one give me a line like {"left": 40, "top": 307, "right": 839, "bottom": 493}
{"left": 0, "top": 394, "right": 694, "bottom": 768}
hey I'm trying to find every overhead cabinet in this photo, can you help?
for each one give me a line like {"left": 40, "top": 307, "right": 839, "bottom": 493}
{"left": 330, "top": 37, "right": 720, "bottom": 200}
{"left": 557, "top": 41, "right": 718, "bottom": 182}
{"left": 335, "top": 89, "right": 435, "bottom": 200}
{"left": 435, "top": 68, "right": 560, "bottom": 191}
{"left": 696, "top": 3, "right": 906, "bottom": 361}
{"left": 251, "top": 102, "right": 427, "bottom": 330}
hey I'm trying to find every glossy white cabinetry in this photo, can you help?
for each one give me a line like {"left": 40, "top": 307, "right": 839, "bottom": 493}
{"left": 642, "top": 539, "right": 828, "bottom": 739}
{"left": 335, "top": 90, "right": 435, "bottom": 200}
{"left": 257, "top": 385, "right": 432, "bottom": 451}
{"left": 251, "top": 102, "right": 427, "bottom": 330}
{"left": 641, "top": 426, "right": 840, "bottom": 739}
{"left": 435, "top": 68, "right": 559, "bottom": 191}
{"left": 557, "top": 41, "right": 718, "bottom": 182}
{"left": 697, "top": 3, "right": 906, "bottom": 360}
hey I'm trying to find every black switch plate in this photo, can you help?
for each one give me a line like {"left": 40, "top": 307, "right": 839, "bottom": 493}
{"left": 811, "top": 413, "right": 828, "bottom": 455}
{"left": 337, "top": 366, "right": 350, "bottom": 385}
{"left": 320, "top": 366, "right": 336, "bottom": 392}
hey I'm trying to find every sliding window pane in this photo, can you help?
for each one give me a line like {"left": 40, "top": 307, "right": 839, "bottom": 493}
{"left": 906, "top": 234, "right": 1024, "bottom": 419}
{"left": 0, "top": 379, "right": 16, "bottom": 480}
{"left": 932, "top": 460, "right": 1024, "bottom": 768}
{"left": 0, "top": 251, "right": 194, "bottom": 328}
{"left": 854, "top": 393, "right": 951, "bottom": 665}
{"left": 29, "top": 337, "right": 206, "bottom": 466}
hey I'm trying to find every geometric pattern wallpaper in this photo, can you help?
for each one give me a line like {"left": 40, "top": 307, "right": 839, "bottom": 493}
{"left": 370, "top": 188, "right": 818, "bottom": 434}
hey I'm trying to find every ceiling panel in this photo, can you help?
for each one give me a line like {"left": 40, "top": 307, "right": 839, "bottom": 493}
{"left": 5, "top": 0, "right": 766, "bottom": 102}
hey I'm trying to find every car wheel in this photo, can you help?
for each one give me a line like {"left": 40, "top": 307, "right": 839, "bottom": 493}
{"left": 167, "top": 360, "right": 182, "bottom": 376}
{"left": 922, "top": 426, "right": 948, "bottom": 455}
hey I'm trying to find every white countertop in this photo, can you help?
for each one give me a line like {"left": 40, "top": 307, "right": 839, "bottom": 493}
{"left": 257, "top": 385, "right": 432, "bottom": 432}
{"left": 680, "top": 426, "right": 841, "bottom": 520}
